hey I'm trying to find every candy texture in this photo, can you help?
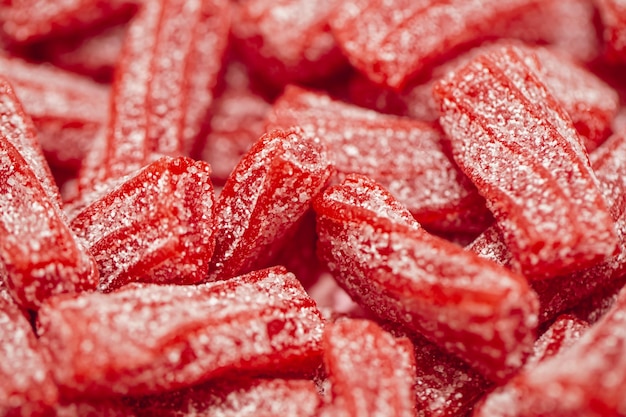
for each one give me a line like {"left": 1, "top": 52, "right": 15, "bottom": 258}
{"left": 208, "top": 127, "right": 333, "bottom": 281}
{"left": 314, "top": 174, "right": 539, "bottom": 381}
{"left": 70, "top": 156, "right": 216, "bottom": 292}
{"left": 38, "top": 266, "right": 325, "bottom": 398}
{"left": 596, "top": 0, "right": 626, "bottom": 62}
{"left": 267, "top": 86, "right": 491, "bottom": 233}
{"left": 434, "top": 44, "right": 619, "bottom": 279}
{"left": 320, "top": 319, "right": 416, "bottom": 417}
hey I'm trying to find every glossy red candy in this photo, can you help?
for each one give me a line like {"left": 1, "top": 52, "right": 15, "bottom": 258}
{"left": 0, "top": 0, "right": 137, "bottom": 44}
{"left": 319, "top": 319, "right": 416, "bottom": 417}
{"left": 131, "top": 378, "right": 322, "bottom": 417}
{"left": 434, "top": 44, "right": 619, "bottom": 280}
{"left": 231, "top": 0, "right": 346, "bottom": 86}
{"left": 329, "top": 0, "right": 541, "bottom": 89}
{"left": 208, "top": 127, "right": 333, "bottom": 282}
{"left": 69, "top": 156, "right": 216, "bottom": 292}
{"left": 83, "top": 0, "right": 230, "bottom": 187}
{"left": 314, "top": 174, "right": 539, "bottom": 382}
{"left": 596, "top": 0, "right": 626, "bottom": 62}
{"left": 0, "top": 55, "right": 109, "bottom": 171}
{"left": 267, "top": 85, "right": 492, "bottom": 233}
{"left": 473, "top": 289, "right": 626, "bottom": 416}
{"left": 37, "top": 266, "right": 325, "bottom": 399}
{"left": 0, "top": 282, "right": 58, "bottom": 416}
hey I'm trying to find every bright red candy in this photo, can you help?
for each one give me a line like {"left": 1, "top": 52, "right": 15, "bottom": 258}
{"left": 0, "top": 55, "right": 109, "bottom": 171}
{"left": 434, "top": 44, "right": 619, "bottom": 280}
{"left": 69, "top": 156, "right": 216, "bottom": 292}
{"left": 314, "top": 174, "right": 539, "bottom": 382}
{"left": 596, "top": 0, "right": 626, "bottom": 62}
{"left": 231, "top": 0, "right": 346, "bottom": 86}
{"left": 319, "top": 319, "right": 416, "bottom": 417}
{"left": 473, "top": 289, "right": 626, "bottom": 416}
{"left": 131, "top": 378, "right": 322, "bottom": 417}
{"left": 208, "top": 127, "right": 333, "bottom": 282}
{"left": 0, "top": 283, "right": 58, "bottom": 416}
{"left": 37, "top": 266, "right": 325, "bottom": 399}
{"left": 82, "top": 0, "right": 230, "bottom": 187}
{"left": 267, "top": 85, "right": 492, "bottom": 233}
{"left": 329, "top": 0, "right": 541, "bottom": 89}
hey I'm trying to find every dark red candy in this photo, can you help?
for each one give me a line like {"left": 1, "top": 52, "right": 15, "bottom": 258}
{"left": 319, "top": 319, "right": 416, "bottom": 417}
{"left": 314, "top": 174, "right": 539, "bottom": 382}
{"left": 329, "top": 0, "right": 541, "bottom": 89}
{"left": 0, "top": 282, "right": 58, "bottom": 416}
{"left": 434, "top": 44, "right": 619, "bottom": 280}
{"left": 208, "top": 127, "right": 333, "bottom": 282}
{"left": 267, "top": 86, "right": 492, "bottom": 233}
{"left": 37, "top": 266, "right": 325, "bottom": 398}
{"left": 200, "top": 60, "right": 272, "bottom": 183}
{"left": 131, "top": 378, "right": 322, "bottom": 417}
{"left": 231, "top": 0, "right": 346, "bottom": 86}
{"left": 596, "top": 0, "right": 626, "bottom": 62}
{"left": 473, "top": 289, "right": 626, "bottom": 416}
{"left": 69, "top": 156, "right": 216, "bottom": 292}
{"left": 0, "top": 55, "right": 109, "bottom": 171}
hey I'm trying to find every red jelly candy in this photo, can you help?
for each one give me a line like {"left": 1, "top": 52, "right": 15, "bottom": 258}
{"left": 314, "top": 174, "right": 539, "bottom": 382}
{"left": 319, "top": 319, "right": 416, "bottom": 417}
{"left": 267, "top": 85, "right": 492, "bottom": 233}
{"left": 69, "top": 156, "right": 216, "bottom": 292}
{"left": 131, "top": 378, "right": 322, "bottom": 417}
{"left": 37, "top": 266, "right": 325, "bottom": 399}
{"left": 528, "top": 314, "right": 589, "bottom": 366}
{"left": 1, "top": 282, "right": 58, "bottom": 416}
{"left": 0, "top": 55, "right": 109, "bottom": 171}
{"left": 231, "top": 0, "right": 347, "bottom": 86}
{"left": 597, "top": 0, "right": 626, "bottom": 62}
{"left": 208, "top": 127, "right": 333, "bottom": 282}
{"left": 434, "top": 44, "right": 619, "bottom": 280}
{"left": 329, "top": 0, "right": 541, "bottom": 89}
{"left": 473, "top": 290, "right": 626, "bottom": 416}
{"left": 82, "top": 0, "right": 230, "bottom": 186}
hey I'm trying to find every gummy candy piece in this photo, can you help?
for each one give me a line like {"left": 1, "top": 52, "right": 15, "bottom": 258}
{"left": 84, "top": 0, "right": 230, "bottom": 185}
{"left": 0, "top": 283, "right": 58, "bottom": 416}
{"left": 314, "top": 174, "right": 539, "bottom": 382}
{"left": 231, "top": 0, "right": 346, "bottom": 87}
{"left": 596, "top": 0, "right": 626, "bottom": 62}
{"left": 208, "top": 127, "right": 333, "bottom": 282}
{"left": 319, "top": 319, "right": 416, "bottom": 417}
{"left": 0, "top": 55, "right": 109, "bottom": 171}
{"left": 329, "top": 0, "right": 541, "bottom": 89}
{"left": 473, "top": 288, "right": 626, "bottom": 417}
{"left": 37, "top": 266, "right": 325, "bottom": 398}
{"left": 434, "top": 44, "right": 619, "bottom": 279}
{"left": 0, "top": 133, "right": 98, "bottom": 310}
{"left": 527, "top": 314, "right": 589, "bottom": 367}
{"left": 70, "top": 156, "right": 216, "bottom": 292}
{"left": 200, "top": 60, "right": 272, "bottom": 183}
{"left": 55, "top": 399, "right": 136, "bottom": 417}
{"left": 267, "top": 86, "right": 492, "bottom": 233}
{"left": 567, "top": 274, "right": 626, "bottom": 325}
{"left": 130, "top": 378, "right": 322, "bottom": 417}
{"left": 0, "top": 0, "right": 137, "bottom": 44}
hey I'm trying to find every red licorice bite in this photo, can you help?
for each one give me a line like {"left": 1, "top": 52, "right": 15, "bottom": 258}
{"left": 434, "top": 44, "right": 619, "bottom": 280}
{"left": 69, "top": 156, "right": 216, "bottom": 292}
{"left": 314, "top": 174, "right": 539, "bottom": 382}
{"left": 267, "top": 85, "right": 492, "bottom": 233}
{"left": 37, "top": 266, "right": 325, "bottom": 399}
{"left": 319, "top": 319, "right": 416, "bottom": 417}
{"left": 207, "top": 126, "right": 334, "bottom": 282}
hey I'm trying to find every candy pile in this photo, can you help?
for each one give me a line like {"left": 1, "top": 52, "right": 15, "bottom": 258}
{"left": 0, "top": 0, "right": 626, "bottom": 416}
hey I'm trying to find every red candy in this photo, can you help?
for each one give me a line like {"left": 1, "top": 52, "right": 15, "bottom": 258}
{"left": 208, "top": 127, "right": 333, "bottom": 281}
{"left": 320, "top": 319, "right": 416, "bottom": 417}
{"left": 314, "top": 174, "right": 539, "bottom": 381}
{"left": 69, "top": 156, "right": 216, "bottom": 292}
{"left": 267, "top": 85, "right": 492, "bottom": 233}
{"left": 434, "top": 44, "right": 619, "bottom": 280}
{"left": 37, "top": 266, "right": 324, "bottom": 398}
{"left": 596, "top": 0, "right": 626, "bottom": 62}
